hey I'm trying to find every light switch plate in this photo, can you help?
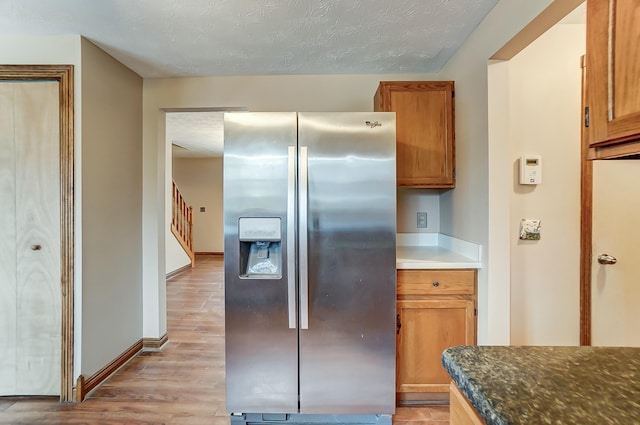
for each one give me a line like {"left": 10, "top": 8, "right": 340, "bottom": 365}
{"left": 520, "top": 219, "right": 541, "bottom": 240}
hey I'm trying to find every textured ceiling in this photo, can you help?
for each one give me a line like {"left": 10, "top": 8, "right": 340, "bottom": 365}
{"left": 0, "top": 0, "right": 500, "bottom": 78}
{"left": 167, "top": 111, "right": 226, "bottom": 158}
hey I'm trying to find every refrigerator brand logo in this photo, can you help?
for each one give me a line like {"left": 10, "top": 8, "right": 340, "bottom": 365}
{"left": 365, "top": 121, "right": 382, "bottom": 128}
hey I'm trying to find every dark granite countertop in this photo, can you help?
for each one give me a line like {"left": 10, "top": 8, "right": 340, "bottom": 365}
{"left": 442, "top": 345, "right": 640, "bottom": 425}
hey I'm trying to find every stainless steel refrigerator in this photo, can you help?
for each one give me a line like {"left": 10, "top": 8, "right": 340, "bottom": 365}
{"left": 223, "top": 112, "right": 396, "bottom": 425}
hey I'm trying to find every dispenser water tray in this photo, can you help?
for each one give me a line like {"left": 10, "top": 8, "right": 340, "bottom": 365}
{"left": 245, "top": 241, "right": 281, "bottom": 278}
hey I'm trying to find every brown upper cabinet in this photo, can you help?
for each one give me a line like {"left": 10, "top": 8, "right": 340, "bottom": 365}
{"left": 374, "top": 81, "right": 455, "bottom": 188}
{"left": 586, "top": 0, "right": 640, "bottom": 159}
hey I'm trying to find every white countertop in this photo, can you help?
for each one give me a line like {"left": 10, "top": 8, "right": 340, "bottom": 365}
{"left": 396, "top": 233, "right": 482, "bottom": 269}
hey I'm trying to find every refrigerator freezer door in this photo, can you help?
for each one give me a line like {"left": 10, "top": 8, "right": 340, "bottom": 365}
{"left": 298, "top": 113, "right": 397, "bottom": 414}
{"left": 224, "top": 112, "right": 299, "bottom": 413}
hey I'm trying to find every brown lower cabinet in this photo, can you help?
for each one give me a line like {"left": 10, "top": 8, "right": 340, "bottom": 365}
{"left": 396, "top": 269, "right": 477, "bottom": 404}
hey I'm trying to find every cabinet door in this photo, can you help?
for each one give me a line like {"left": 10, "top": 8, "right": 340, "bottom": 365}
{"left": 396, "top": 299, "right": 475, "bottom": 393}
{"left": 375, "top": 82, "right": 455, "bottom": 188}
{"left": 587, "top": 0, "right": 640, "bottom": 148}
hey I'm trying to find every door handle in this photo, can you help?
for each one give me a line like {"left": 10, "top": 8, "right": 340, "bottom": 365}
{"left": 287, "top": 146, "right": 297, "bottom": 329}
{"left": 299, "top": 146, "right": 309, "bottom": 330}
{"left": 597, "top": 253, "right": 617, "bottom": 265}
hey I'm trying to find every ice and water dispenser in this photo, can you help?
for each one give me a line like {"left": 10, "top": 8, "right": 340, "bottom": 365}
{"left": 238, "top": 217, "right": 282, "bottom": 279}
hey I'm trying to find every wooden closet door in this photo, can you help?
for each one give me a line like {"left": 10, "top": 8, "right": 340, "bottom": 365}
{"left": 591, "top": 160, "right": 640, "bottom": 347}
{"left": 0, "top": 81, "right": 61, "bottom": 395}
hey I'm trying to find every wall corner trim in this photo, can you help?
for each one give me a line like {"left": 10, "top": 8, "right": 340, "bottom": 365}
{"left": 143, "top": 333, "right": 169, "bottom": 352}
{"left": 76, "top": 339, "right": 143, "bottom": 401}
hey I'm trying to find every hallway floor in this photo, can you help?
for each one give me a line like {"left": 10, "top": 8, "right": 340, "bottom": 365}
{"left": 0, "top": 255, "right": 449, "bottom": 424}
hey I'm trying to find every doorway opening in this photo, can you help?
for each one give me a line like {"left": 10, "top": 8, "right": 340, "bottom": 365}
{"left": 164, "top": 108, "right": 244, "bottom": 277}
{"left": 486, "top": 1, "right": 586, "bottom": 345}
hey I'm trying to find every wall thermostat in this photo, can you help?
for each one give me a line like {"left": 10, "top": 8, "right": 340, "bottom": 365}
{"left": 519, "top": 155, "right": 542, "bottom": 185}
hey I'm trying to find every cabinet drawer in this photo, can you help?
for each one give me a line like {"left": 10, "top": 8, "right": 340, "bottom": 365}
{"left": 397, "top": 269, "right": 475, "bottom": 295}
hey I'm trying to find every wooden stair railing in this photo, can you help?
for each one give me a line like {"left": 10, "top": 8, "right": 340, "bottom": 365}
{"left": 171, "top": 180, "right": 195, "bottom": 267}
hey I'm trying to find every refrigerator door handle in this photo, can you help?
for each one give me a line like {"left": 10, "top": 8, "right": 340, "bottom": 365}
{"left": 287, "top": 146, "right": 297, "bottom": 329}
{"left": 299, "top": 146, "right": 309, "bottom": 330}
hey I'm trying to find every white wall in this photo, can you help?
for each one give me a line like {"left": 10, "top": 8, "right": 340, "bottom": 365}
{"left": 397, "top": 189, "right": 440, "bottom": 233}
{"left": 80, "top": 38, "right": 143, "bottom": 376}
{"left": 507, "top": 24, "right": 584, "bottom": 345}
{"left": 142, "top": 73, "right": 438, "bottom": 338}
{"left": 487, "top": 59, "right": 513, "bottom": 344}
{"left": 166, "top": 233, "right": 191, "bottom": 274}
{"left": 172, "top": 157, "right": 224, "bottom": 253}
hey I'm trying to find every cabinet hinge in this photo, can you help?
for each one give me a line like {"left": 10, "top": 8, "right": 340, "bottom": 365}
{"left": 474, "top": 308, "right": 477, "bottom": 316}
{"left": 453, "top": 168, "right": 456, "bottom": 178}
{"left": 452, "top": 90, "right": 455, "bottom": 98}
{"left": 584, "top": 106, "right": 590, "bottom": 128}
{"left": 396, "top": 314, "right": 401, "bottom": 335}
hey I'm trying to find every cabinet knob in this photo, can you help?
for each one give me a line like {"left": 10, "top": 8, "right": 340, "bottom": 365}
{"left": 432, "top": 281, "right": 439, "bottom": 287}
{"left": 31, "top": 244, "right": 42, "bottom": 251}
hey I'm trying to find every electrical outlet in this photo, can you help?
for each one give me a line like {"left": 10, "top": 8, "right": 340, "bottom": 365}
{"left": 417, "top": 212, "right": 428, "bottom": 228}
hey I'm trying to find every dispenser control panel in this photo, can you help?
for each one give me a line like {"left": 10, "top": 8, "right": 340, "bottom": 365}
{"left": 239, "top": 217, "right": 281, "bottom": 241}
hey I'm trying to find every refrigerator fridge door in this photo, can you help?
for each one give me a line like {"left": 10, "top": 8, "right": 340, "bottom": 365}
{"left": 224, "top": 112, "right": 299, "bottom": 413}
{"left": 297, "top": 113, "right": 397, "bottom": 414}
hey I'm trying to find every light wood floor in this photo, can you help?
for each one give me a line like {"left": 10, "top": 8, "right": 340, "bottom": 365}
{"left": 0, "top": 254, "right": 449, "bottom": 424}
